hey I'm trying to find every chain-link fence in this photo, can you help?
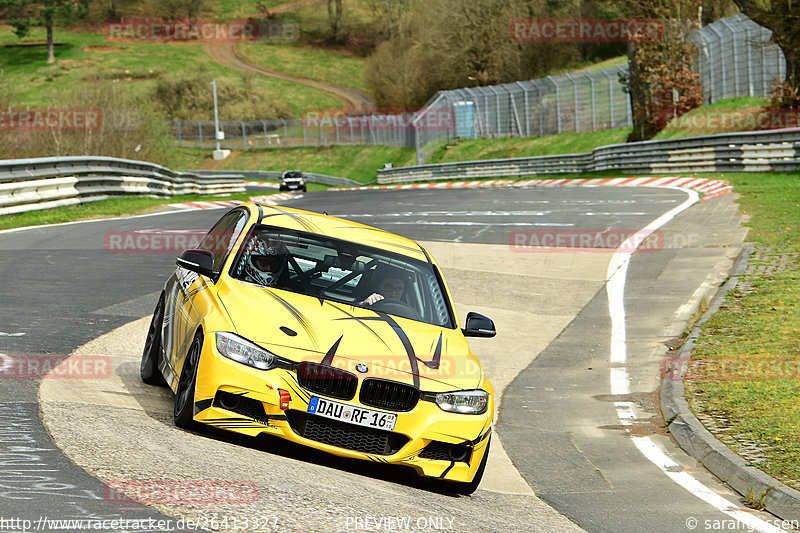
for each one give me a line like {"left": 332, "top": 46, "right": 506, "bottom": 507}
{"left": 171, "top": 113, "right": 417, "bottom": 150}
{"left": 412, "top": 64, "right": 633, "bottom": 164}
{"left": 688, "top": 14, "right": 785, "bottom": 104}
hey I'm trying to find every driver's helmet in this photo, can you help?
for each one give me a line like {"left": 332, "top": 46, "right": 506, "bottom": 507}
{"left": 245, "top": 237, "right": 289, "bottom": 287}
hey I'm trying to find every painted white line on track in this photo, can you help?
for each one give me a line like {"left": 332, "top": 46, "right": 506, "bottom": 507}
{"left": 0, "top": 207, "right": 214, "bottom": 235}
{"left": 606, "top": 186, "right": 783, "bottom": 533}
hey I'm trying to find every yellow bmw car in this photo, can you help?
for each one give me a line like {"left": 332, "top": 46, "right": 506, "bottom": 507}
{"left": 140, "top": 202, "right": 496, "bottom": 493}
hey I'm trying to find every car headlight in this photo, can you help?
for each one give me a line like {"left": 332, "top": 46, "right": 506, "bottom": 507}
{"left": 298, "top": 180, "right": 305, "bottom": 184}
{"left": 435, "top": 390, "right": 489, "bottom": 414}
{"left": 215, "top": 332, "right": 277, "bottom": 370}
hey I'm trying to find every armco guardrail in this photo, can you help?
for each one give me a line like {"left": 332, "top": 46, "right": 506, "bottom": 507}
{"left": 0, "top": 156, "right": 245, "bottom": 216}
{"left": 377, "top": 128, "right": 800, "bottom": 184}
{"left": 191, "top": 170, "right": 364, "bottom": 188}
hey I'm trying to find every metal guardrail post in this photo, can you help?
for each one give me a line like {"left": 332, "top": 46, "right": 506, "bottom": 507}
{"left": 516, "top": 82, "right": 531, "bottom": 137}
{"left": 585, "top": 71, "right": 597, "bottom": 132}
{"left": 617, "top": 66, "right": 633, "bottom": 126}
{"left": 564, "top": 72, "right": 579, "bottom": 132}
{"left": 547, "top": 76, "right": 562, "bottom": 134}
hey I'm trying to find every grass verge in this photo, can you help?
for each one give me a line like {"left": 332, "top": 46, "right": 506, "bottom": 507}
{"left": 684, "top": 171, "right": 800, "bottom": 491}
{"left": 168, "top": 145, "right": 416, "bottom": 182}
{"left": 0, "top": 189, "right": 315, "bottom": 231}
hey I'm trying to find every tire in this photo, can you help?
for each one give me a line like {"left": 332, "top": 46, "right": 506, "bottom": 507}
{"left": 448, "top": 437, "right": 490, "bottom": 496}
{"left": 174, "top": 331, "right": 202, "bottom": 429}
{"left": 140, "top": 294, "right": 167, "bottom": 386}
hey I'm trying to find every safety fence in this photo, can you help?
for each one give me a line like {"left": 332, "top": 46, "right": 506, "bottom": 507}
{"left": 170, "top": 114, "right": 417, "bottom": 150}
{"left": 0, "top": 156, "right": 244, "bottom": 215}
{"left": 688, "top": 14, "right": 785, "bottom": 104}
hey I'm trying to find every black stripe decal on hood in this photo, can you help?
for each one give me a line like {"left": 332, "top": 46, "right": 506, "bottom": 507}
{"left": 320, "top": 336, "right": 343, "bottom": 366}
{"left": 327, "top": 302, "right": 393, "bottom": 352}
{"left": 262, "top": 290, "right": 320, "bottom": 349}
{"left": 338, "top": 314, "right": 421, "bottom": 388}
{"left": 422, "top": 333, "right": 443, "bottom": 370}
{"left": 261, "top": 206, "right": 322, "bottom": 234}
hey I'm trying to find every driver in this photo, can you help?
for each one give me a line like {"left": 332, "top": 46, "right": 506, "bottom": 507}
{"left": 244, "top": 238, "right": 289, "bottom": 287}
{"left": 360, "top": 272, "right": 406, "bottom": 306}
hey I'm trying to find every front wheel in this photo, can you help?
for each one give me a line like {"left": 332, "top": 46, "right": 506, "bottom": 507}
{"left": 174, "top": 331, "right": 202, "bottom": 429}
{"left": 140, "top": 294, "right": 167, "bottom": 386}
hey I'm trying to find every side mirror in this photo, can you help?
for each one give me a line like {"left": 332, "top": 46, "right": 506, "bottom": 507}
{"left": 463, "top": 312, "right": 496, "bottom": 338}
{"left": 176, "top": 249, "right": 216, "bottom": 278}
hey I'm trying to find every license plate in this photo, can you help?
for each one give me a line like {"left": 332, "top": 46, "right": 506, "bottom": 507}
{"left": 307, "top": 397, "right": 397, "bottom": 431}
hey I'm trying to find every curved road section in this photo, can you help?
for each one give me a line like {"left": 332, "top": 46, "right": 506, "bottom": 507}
{"left": 0, "top": 186, "right": 787, "bottom": 532}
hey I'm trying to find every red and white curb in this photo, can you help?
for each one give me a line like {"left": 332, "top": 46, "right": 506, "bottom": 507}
{"left": 250, "top": 193, "right": 297, "bottom": 204}
{"left": 332, "top": 177, "right": 733, "bottom": 201}
{"left": 169, "top": 193, "right": 300, "bottom": 211}
{"left": 168, "top": 200, "right": 245, "bottom": 210}
{"left": 244, "top": 181, "right": 279, "bottom": 188}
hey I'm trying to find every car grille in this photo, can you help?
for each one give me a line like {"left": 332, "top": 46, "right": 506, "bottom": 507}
{"left": 213, "top": 391, "right": 270, "bottom": 425}
{"left": 297, "top": 362, "right": 357, "bottom": 400}
{"left": 359, "top": 379, "right": 419, "bottom": 412}
{"left": 286, "top": 411, "right": 409, "bottom": 456}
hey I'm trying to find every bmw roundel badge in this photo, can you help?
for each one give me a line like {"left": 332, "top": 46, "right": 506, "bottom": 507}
{"left": 355, "top": 363, "right": 368, "bottom": 373}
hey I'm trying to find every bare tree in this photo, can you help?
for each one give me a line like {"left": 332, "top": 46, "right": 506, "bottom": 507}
{"left": 620, "top": 0, "right": 703, "bottom": 140}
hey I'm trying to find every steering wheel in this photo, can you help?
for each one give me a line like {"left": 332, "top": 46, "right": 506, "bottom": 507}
{"left": 370, "top": 298, "right": 423, "bottom": 322}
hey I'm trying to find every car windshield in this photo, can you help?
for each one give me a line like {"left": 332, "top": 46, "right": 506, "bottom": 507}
{"left": 283, "top": 172, "right": 302, "bottom": 179}
{"left": 230, "top": 226, "right": 454, "bottom": 328}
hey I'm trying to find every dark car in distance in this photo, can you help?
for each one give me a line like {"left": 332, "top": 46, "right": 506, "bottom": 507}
{"left": 280, "top": 170, "right": 307, "bottom": 192}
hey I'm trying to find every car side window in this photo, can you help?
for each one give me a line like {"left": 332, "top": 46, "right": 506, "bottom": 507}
{"left": 199, "top": 210, "right": 248, "bottom": 273}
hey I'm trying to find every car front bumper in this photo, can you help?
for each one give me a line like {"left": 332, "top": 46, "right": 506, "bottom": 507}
{"left": 191, "top": 337, "right": 493, "bottom": 483}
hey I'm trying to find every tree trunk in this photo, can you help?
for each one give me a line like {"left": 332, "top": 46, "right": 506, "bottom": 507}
{"left": 328, "top": 0, "right": 342, "bottom": 40}
{"left": 783, "top": 42, "right": 799, "bottom": 89}
{"left": 46, "top": 18, "right": 55, "bottom": 64}
{"left": 626, "top": 42, "right": 658, "bottom": 142}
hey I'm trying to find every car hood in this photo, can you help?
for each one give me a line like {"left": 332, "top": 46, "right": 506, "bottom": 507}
{"left": 218, "top": 280, "right": 484, "bottom": 392}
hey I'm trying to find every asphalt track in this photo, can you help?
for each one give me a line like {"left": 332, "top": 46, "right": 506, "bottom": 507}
{"left": 0, "top": 186, "right": 787, "bottom": 532}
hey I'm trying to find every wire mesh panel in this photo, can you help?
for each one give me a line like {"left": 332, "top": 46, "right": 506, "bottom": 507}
{"left": 689, "top": 14, "right": 785, "bottom": 104}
